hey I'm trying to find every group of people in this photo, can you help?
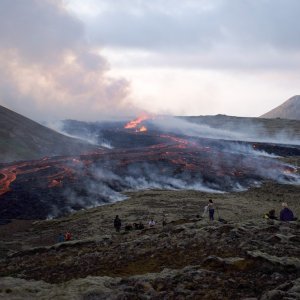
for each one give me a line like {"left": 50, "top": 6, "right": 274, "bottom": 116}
{"left": 114, "top": 215, "right": 163, "bottom": 232}
{"left": 202, "top": 199, "right": 296, "bottom": 222}
{"left": 57, "top": 231, "right": 72, "bottom": 243}
{"left": 265, "top": 202, "right": 296, "bottom": 221}
{"left": 124, "top": 222, "right": 145, "bottom": 231}
{"left": 55, "top": 202, "right": 296, "bottom": 245}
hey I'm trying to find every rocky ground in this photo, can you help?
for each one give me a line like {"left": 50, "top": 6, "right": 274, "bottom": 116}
{"left": 0, "top": 180, "right": 299, "bottom": 299}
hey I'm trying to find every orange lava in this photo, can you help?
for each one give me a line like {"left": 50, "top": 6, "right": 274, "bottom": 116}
{"left": 124, "top": 114, "right": 151, "bottom": 132}
{"left": 0, "top": 167, "right": 17, "bottom": 195}
{"left": 124, "top": 115, "right": 148, "bottom": 129}
{"left": 138, "top": 126, "right": 147, "bottom": 132}
{"left": 0, "top": 157, "right": 81, "bottom": 196}
{"left": 0, "top": 162, "right": 32, "bottom": 196}
{"left": 49, "top": 179, "right": 61, "bottom": 188}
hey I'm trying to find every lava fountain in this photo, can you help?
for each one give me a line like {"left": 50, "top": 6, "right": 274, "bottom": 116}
{"left": 124, "top": 114, "right": 152, "bottom": 132}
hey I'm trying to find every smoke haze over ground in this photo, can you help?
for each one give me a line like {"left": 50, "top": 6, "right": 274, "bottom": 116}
{"left": 154, "top": 116, "right": 300, "bottom": 145}
{"left": 56, "top": 115, "right": 300, "bottom": 147}
{"left": 1, "top": 116, "right": 299, "bottom": 219}
{"left": 0, "top": 0, "right": 300, "bottom": 220}
{"left": 32, "top": 119, "right": 300, "bottom": 218}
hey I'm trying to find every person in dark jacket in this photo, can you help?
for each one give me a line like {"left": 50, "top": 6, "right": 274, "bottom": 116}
{"left": 58, "top": 233, "right": 65, "bottom": 243}
{"left": 208, "top": 199, "right": 215, "bottom": 221}
{"left": 264, "top": 209, "right": 277, "bottom": 220}
{"left": 280, "top": 203, "right": 295, "bottom": 221}
{"left": 114, "top": 215, "right": 122, "bottom": 232}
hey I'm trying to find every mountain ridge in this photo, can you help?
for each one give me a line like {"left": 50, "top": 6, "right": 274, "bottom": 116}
{"left": 0, "top": 105, "right": 97, "bottom": 163}
{"left": 260, "top": 95, "right": 300, "bottom": 120}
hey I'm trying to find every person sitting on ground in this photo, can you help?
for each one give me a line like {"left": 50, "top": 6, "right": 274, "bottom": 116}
{"left": 208, "top": 199, "right": 215, "bottom": 221}
{"left": 280, "top": 203, "right": 296, "bottom": 222}
{"left": 125, "top": 223, "right": 133, "bottom": 231}
{"left": 114, "top": 215, "right": 122, "bottom": 232}
{"left": 133, "top": 222, "right": 145, "bottom": 230}
{"left": 264, "top": 209, "right": 277, "bottom": 220}
{"left": 148, "top": 219, "right": 156, "bottom": 227}
{"left": 138, "top": 222, "right": 144, "bottom": 230}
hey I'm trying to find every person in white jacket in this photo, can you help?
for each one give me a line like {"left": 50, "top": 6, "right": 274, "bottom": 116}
{"left": 148, "top": 219, "right": 156, "bottom": 227}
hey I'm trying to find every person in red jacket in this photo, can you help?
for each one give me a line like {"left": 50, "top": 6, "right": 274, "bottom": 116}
{"left": 64, "top": 231, "right": 72, "bottom": 241}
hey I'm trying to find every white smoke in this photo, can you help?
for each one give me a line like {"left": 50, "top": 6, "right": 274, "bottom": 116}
{"left": 153, "top": 116, "right": 300, "bottom": 146}
{"left": 41, "top": 116, "right": 299, "bottom": 218}
{"left": 46, "top": 120, "right": 113, "bottom": 148}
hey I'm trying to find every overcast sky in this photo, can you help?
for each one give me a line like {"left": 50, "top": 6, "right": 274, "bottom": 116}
{"left": 0, "top": 0, "right": 299, "bottom": 121}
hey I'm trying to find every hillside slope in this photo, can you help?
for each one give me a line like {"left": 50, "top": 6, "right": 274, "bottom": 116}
{"left": 260, "top": 95, "right": 300, "bottom": 120}
{"left": 0, "top": 183, "right": 299, "bottom": 299}
{"left": 0, "top": 105, "right": 96, "bottom": 163}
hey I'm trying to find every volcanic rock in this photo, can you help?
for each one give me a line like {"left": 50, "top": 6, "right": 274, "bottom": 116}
{"left": 261, "top": 278, "right": 300, "bottom": 299}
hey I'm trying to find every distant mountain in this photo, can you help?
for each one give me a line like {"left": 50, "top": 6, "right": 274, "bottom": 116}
{"left": 260, "top": 95, "right": 300, "bottom": 120}
{"left": 0, "top": 105, "right": 97, "bottom": 163}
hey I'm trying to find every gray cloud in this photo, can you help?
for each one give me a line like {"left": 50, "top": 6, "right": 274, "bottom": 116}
{"left": 220, "top": 0, "right": 300, "bottom": 50}
{"left": 0, "top": 0, "right": 84, "bottom": 64}
{"left": 0, "top": 0, "right": 299, "bottom": 121}
{"left": 88, "top": 3, "right": 221, "bottom": 51}
{"left": 0, "top": 0, "right": 135, "bottom": 121}
{"left": 84, "top": 0, "right": 300, "bottom": 69}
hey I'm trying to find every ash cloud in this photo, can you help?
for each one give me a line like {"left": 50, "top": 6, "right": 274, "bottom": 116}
{"left": 0, "top": 0, "right": 136, "bottom": 122}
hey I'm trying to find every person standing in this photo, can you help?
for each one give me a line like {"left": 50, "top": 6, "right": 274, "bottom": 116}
{"left": 114, "top": 215, "right": 122, "bottom": 232}
{"left": 208, "top": 199, "right": 215, "bottom": 221}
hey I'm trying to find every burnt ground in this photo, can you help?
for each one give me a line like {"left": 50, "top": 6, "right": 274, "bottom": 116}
{"left": 0, "top": 180, "right": 299, "bottom": 299}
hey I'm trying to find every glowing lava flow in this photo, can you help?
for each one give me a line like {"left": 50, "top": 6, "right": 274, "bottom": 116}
{"left": 0, "top": 128, "right": 299, "bottom": 221}
{"left": 0, "top": 157, "right": 83, "bottom": 196}
{"left": 0, "top": 162, "right": 44, "bottom": 196}
{"left": 139, "top": 126, "right": 147, "bottom": 132}
{"left": 124, "top": 114, "right": 150, "bottom": 132}
{"left": 0, "top": 166, "right": 18, "bottom": 196}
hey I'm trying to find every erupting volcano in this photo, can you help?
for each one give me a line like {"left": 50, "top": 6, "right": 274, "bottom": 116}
{"left": 124, "top": 114, "right": 151, "bottom": 132}
{"left": 0, "top": 118, "right": 299, "bottom": 220}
